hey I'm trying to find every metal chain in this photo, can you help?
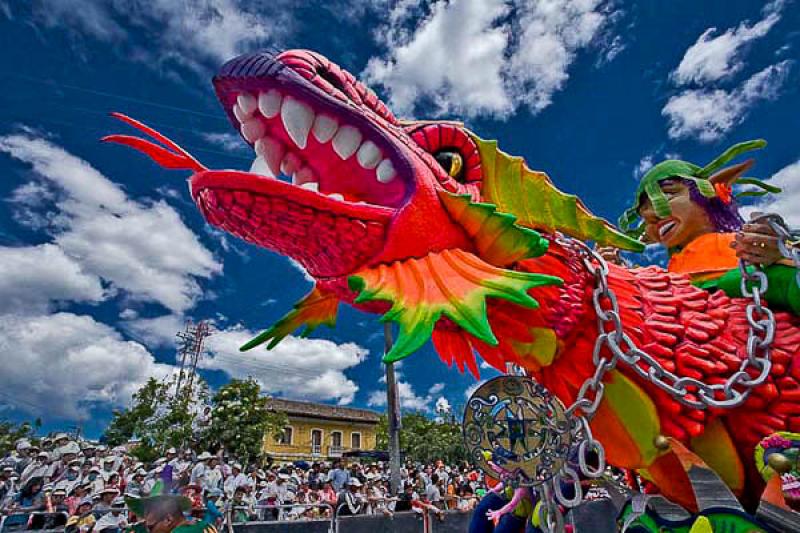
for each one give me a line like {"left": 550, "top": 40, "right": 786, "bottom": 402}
{"left": 558, "top": 233, "right": 777, "bottom": 411}
{"left": 533, "top": 214, "right": 799, "bottom": 532}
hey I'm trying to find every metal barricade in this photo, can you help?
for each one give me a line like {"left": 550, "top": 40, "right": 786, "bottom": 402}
{"left": 227, "top": 503, "right": 334, "bottom": 533}
{"left": 0, "top": 512, "right": 69, "bottom": 533}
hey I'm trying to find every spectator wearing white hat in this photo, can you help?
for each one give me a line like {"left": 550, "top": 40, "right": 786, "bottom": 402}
{"left": 101, "top": 456, "right": 117, "bottom": 481}
{"left": 223, "top": 463, "right": 249, "bottom": 498}
{"left": 55, "top": 464, "right": 82, "bottom": 495}
{"left": 190, "top": 452, "right": 212, "bottom": 485}
{"left": 10, "top": 439, "right": 33, "bottom": 474}
{"left": 20, "top": 451, "right": 51, "bottom": 485}
{"left": 93, "top": 496, "right": 128, "bottom": 532}
{"left": 87, "top": 466, "right": 105, "bottom": 494}
{"left": 337, "top": 479, "right": 364, "bottom": 516}
{"left": 94, "top": 487, "right": 120, "bottom": 513}
{"left": 203, "top": 456, "right": 223, "bottom": 493}
{"left": 164, "top": 447, "right": 180, "bottom": 469}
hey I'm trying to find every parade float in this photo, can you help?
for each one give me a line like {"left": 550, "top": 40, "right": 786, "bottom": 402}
{"left": 105, "top": 49, "right": 800, "bottom": 532}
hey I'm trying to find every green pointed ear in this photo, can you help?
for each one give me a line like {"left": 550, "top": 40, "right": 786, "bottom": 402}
{"left": 707, "top": 160, "right": 754, "bottom": 188}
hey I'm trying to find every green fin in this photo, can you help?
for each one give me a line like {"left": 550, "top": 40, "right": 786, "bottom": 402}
{"left": 348, "top": 249, "right": 561, "bottom": 362}
{"left": 240, "top": 286, "right": 339, "bottom": 351}
{"left": 438, "top": 191, "right": 550, "bottom": 266}
{"left": 471, "top": 134, "right": 644, "bottom": 252}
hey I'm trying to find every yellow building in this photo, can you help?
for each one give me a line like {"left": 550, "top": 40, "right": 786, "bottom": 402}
{"left": 263, "top": 398, "right": 381, "bottom": 461}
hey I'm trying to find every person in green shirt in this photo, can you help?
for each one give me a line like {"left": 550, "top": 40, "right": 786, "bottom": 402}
{"left": 125, "top": 491, "right": 217, "bottom": 533}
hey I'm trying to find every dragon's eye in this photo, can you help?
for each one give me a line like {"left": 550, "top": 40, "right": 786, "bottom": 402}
{"left": 434, "top": 150, "right": 464, "bottom": 182}
{"left": 406, "top": 122, "right": 483, "bottom": 194}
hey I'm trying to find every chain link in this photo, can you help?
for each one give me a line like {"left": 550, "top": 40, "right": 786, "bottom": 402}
{"left": 763, "top": 213, "right": 800, "bottom": 287}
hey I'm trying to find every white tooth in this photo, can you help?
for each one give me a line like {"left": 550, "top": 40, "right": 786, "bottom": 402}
{"left": 376, "top": 159, "right": 396, "bottom": 183}
{"left": 293, "top": 167, "right": 315, "bottom": 185}
{"left": 280, "top": 152, "right": 302, "bottom": 176}
{"left": 249, "top": 156, "right": 274, "bottom": 177}
{"left": 258, "top": 89, "right": 282, "bottom": 118}
{"left": 237, "top": 93, "right": 257, "bottom": 115}
{"left": 312, "top": 114, "right": 339, "bottom": 143}
{"left": 232, "top": 103, "right": 249, "bottom": 123}
{"left": 356, "top": 141, "right": 382, "bottom": 169}
{"left": 281, "top": 96, "right": 314, "bottom": 149}
{"left": 328, "top": 193, "right": 345, "bottom": 201}
{"left": 332, "top": 125, "right": 362, "bottom": 159}
{"left": 260, "top": 137, "right": 285, "bottom": 177}
{"left": 300, "top": 182, "right": 319, "bottom": 192}
{"left": 241, "top": 118, "right": 265, "bottom": 143}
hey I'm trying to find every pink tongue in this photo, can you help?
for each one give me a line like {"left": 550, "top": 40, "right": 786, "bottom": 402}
{"left": 196, "top": 187, "right": 386, "bottom": 277}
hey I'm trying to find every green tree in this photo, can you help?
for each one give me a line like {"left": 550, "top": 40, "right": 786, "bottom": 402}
{"left": 205, "top": 378, "right": 287, "bottom": 462}
{"left": 376, "top": 411, "right": 466, "bottom": 464}
{"left": 103, "top": 375, "right": 208, "bottom": 458}
{"left": 0, "top": 419, "right": 37, "bottom": 457}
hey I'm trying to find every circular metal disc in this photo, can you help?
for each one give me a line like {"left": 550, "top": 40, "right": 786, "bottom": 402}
{"left": 463, "top": 375, "right": 571, "bottom": 486}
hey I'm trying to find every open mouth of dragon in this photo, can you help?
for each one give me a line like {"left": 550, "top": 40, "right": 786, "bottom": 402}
{"left": 191, "top": 51, "right": 414, "bottom": 279}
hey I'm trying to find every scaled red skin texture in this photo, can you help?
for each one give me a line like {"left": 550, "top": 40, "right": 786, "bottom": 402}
{"left": 110, "top": 49, "right": 800, "bottom": 511}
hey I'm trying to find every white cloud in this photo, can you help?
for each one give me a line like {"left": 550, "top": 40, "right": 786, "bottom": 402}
{"left": 367, "top": 379, "right": 445, "bottom": 411}
{"left": 633, "top": 154, "right": 654, "bottom": 180}
{"left": 662, "top": 61, "right": 792, "bottom": 142}
{"left": 0, "top": 244, "right": 105, "bottom": 314}
{"left": 363, "top": 0, "right": 615, "bottom": 118}
{"left": 672, "top": 1, "right": 784, "bottom": 86}
{"left": 0, "top": 312, "right": 172, "bottom": 420}
{"left": 464, "top": 379, "right": 486, "bottom": 400}
{"left": 121, "top": 314, "right": 187, "bottom": 349}
{"left": 201, "top": 326, "right": 368, "bottom": 405}
{"left": 743, "top": 160, "right": 800, "bottom": 227}
{"left": 0, "top": 133, "right": 221, "bottom": 313}
{"left": 32, "top": 0, "right": 290, "bottom": 74}
{"left": 201, "top": 132, "right": 250, "bottom": 154}
{"left": 507, "top": 0, "right": 608, "bottom": 114}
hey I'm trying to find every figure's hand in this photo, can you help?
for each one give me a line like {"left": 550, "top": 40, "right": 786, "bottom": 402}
{"left": 596, "top": 246, "right": 623, "bottom": 266}
{"left": 732, "top": 219, "right": 784, "bottom": 266}
{"left": 486, "top": 508, "right": 506, "bottom": 524}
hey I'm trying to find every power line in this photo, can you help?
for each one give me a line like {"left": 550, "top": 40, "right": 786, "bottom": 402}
{"left": 0, "top": 110, "right": 252, "bottom": 162}
{"left": 206, "top": 353, "right": 342, "bottom": 381}
{"left": 5, "top": 73, "right": 226, "bottom": 120}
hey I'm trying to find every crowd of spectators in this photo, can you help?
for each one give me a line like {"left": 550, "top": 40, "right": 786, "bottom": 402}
{"left": 0, "top": 434, "right": 486, "bottom": 530}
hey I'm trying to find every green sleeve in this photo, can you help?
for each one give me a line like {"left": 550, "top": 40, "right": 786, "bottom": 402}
{"left": 711, "top": 264, "right": 800, "bottom": 315}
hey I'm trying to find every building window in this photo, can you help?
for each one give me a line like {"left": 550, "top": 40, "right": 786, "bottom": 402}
{"left": 351, "top": 432, "right": 361, "bottom": 450}
{"left": 311, "top": 429, "right": 323, "bottom": 455}
{"left": 331, "top": 431, "right": 342, "bottom": 447}
{"left": 278, "top": 427, "right": 293, "bottom": 445}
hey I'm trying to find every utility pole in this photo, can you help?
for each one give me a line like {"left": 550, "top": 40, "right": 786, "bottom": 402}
{"left": 174, "top": 320, "right": 211, "bottom": 401}
{"left": 384, "top": 322, "right": 402, "bottom": 496}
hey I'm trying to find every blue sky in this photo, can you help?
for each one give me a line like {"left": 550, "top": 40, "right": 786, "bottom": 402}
{"left": 0, "top": 0, "right": 798, "bottom": 437}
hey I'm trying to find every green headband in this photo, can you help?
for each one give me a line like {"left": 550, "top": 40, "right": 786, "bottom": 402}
{"left": 618, "top": 139, "right": 775, "bottom": 237}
